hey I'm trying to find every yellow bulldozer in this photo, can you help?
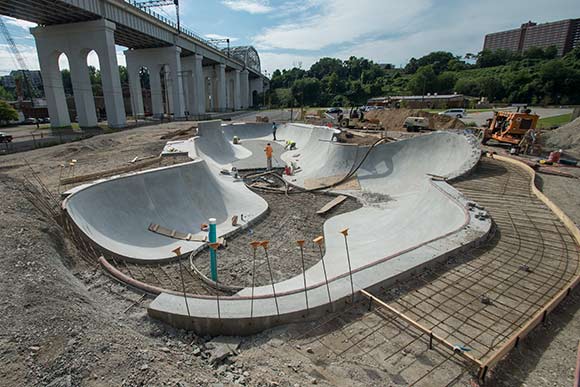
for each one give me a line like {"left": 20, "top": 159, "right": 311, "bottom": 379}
{"left": 482, "top": 110, "right": 539, "bottom": 146}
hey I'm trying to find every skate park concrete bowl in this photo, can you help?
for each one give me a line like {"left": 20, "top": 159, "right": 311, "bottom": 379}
{"left": 62, "top": 158, "right": 268, "bottom": 261}
{"left": 146, "top": 121, "right": 492, "bottom": 335}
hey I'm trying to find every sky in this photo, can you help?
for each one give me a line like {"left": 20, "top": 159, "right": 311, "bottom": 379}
{"left": 0, "top": 0, "right": 578, "bottom": 76}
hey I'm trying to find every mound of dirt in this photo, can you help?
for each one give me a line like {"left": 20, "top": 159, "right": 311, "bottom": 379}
{"left": 543, "top": 116, "right": 580, "bottom": 159}
{"left": 362, "top": 108, "right": 466, "bottom": 131}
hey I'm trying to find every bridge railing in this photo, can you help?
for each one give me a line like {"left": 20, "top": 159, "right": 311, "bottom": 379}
{"left": 122, "top": 1, "right": 267, "bottom": 78}
{"left": 124, "top": 0, "right": 220, "bottom": 50}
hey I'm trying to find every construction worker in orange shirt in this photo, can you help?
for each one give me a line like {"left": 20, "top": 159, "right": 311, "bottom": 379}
{"left": 264, "top": 143, "right": 273, "bottom": 170}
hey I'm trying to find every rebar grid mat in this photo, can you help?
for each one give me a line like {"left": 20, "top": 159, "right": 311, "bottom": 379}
{"left": 252, "top": 157, "right": 580, "bottom": 386}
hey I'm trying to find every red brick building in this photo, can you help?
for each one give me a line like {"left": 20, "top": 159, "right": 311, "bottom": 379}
{"left": 483, "top": 18, "right": 580, "bottom": 56}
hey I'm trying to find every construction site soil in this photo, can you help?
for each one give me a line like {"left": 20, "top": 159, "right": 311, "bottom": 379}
{"left": 1, "top": 118, "right": 580, "bottom": 387}
{"left": 192, "top": 190, "right": 362, "bottom": 288}
{"left": 543, "top": 116, "right": 580, "bottom": 159}
{"left": 361, "top": 109, "right": 466, "bottom": 131}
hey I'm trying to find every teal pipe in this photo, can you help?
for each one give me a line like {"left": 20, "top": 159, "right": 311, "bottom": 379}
{"left": 209, "top": 218, "right": 217, "bottom": 281}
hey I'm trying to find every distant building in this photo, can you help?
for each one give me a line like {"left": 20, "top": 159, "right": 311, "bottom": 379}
{"left": 10, "top": 70, "right": 43, "bottom": 90}
{"left": 483, "top": 19, "right": 580, "bottom": 56}
{"left": 378, "top": 63, "right": 395, "bottom": 70}
{"left": 0, "top": 75, "right": 15, "bottom": 90}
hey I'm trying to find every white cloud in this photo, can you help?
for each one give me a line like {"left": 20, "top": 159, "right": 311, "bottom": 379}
{"left": 254, "top": 0, "right": 431, "bottom": 50}
{"left": 222, "top": 0, "right": 272, "bottom": 14}
{"left": 259, "top": 52, "right": 318, "bottom": 74}
{"left": 205, "top": 33, "right": 239, "bottom": 42}
{"left": 252, "top": 0, "right": 580, "bottom": 70}
{"left": 0, "top": 44, "right": 39, "bottom": 75}
{"left": 3, "top": 17, "right": 37, "bottom": 30}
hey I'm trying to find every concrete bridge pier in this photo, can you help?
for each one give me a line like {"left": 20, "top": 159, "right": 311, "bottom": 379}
{"left": 31, "top": 19, "right": 126, "bottom": 128}
{"left": 181, "top": 54, "right": 206, "bottom": 117}
{"left": 234, "top": 69, "right": 241, "bottom": 110}
{"left": 193, "top": 55, "right": 206, "bottom": 116}
{"left": 126, "top": 57, "right": 145, "bottom": 118}
{"left": 34, "top": 47, "right": 71, "bottom": 128}
{"left": 216, "top": 64, "right": 226, "bottom": 112}
{"left": 69, "top": 52, "right": 98, "bottom": 127}
{"left": 240, "top": 70, "right": 249, "bottom": 109}
{"left": 125, "top": 46, "right": 186, "bottom": 120}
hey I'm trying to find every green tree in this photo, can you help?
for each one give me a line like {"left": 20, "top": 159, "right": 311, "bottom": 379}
{"left": 436, "top": 72, "right": 457, "bottom": 94}
{"left": 455, "top": 78, "right": 481, "bottom": 97}
{"left": 416, "top": 51, "right": 455, "bottom": 74}
{"left": 0, "top": 100, "right": 18, "bottom": 123}
{"left": 119, "top": 65, "right": 129, "bottom": 85}
{"left": 61, "top": 69, "right": 73, "bottom": 96}
{"left": 0, "top": 85, "right": 13, "bottom": 100}
{"left": 479, "top": 77, "right": 505, "bottom": 101}
{"left": 309, "top": 57, "right": 346, "bottom": 80}
{"left": 476, "top": 49, "right": 516, "bottom": 68}
{"left": 291, "top": 77, "right": 321, "bottom": 106}
{"left": 407, "top": 65, "right": 437, "bottom": 95}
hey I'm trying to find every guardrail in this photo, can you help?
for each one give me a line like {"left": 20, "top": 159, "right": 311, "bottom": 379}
{"left": 123, "top": 0, "right": 220, "bottom": 49}
{"left": 122, "top": 1, "right": 267, "bottom": 77}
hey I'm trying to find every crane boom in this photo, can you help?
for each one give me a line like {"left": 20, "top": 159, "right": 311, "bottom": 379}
{"left": 0, "top": 17, "right": 40, "bottom": 101}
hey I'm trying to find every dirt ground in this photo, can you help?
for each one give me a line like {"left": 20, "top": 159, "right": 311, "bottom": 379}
{"left": 1, "top": 119, "right": 580, "bottom": 386}
{"left": 359, "top": 108, "right": 466, "bottom": 131}
{"left": 193, "top": 190, "right": 361, "bottom": 288}
{"left": 543, "top": 116, "right": 580, "bottom": 159}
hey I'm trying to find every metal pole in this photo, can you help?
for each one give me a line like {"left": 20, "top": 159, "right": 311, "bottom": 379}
{"left": 250, "top": 241, "right": 260, "bottom": 320}
{"left": 313, "top": 236, "right": 332, "bottom": 305}
{"left": 296, "top": 240, "right": 309, "bottom": 313}
{"left": 175, "top": 0, "right": 180, "bottom": 34}
{"left": 209, "top": 217, "right": 218, "bottom": 281}
{"left": 172, "top": 247, "right": 191, "bottom": 318}
{"left": 340, "top": 228, "right": 355, "bottom": 303}
{"left": 261, "top": 241, "right": 280, "bottom": 316}
{"left": 208, "top": 242, "right": 221, "bottom": 320}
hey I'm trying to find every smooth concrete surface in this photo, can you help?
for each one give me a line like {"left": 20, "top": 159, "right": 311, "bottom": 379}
{"left": 146, "top": 122, "right": 492, "bottom": 335}
{"left": 63, "top": 158, "right": 267, "bottom": 261}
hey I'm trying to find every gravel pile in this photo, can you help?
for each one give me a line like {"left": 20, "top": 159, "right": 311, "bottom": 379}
{"left": 543, "top": 116, "right": 580, "bottom": 159}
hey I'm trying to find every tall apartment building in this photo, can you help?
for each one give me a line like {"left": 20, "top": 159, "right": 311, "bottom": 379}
{"left": 483, "top": 18, "right": 580, "bottom": 56}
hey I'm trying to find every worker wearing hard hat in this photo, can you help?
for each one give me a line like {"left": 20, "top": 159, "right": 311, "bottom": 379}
{"left": 265, "top": 143, "right": 273, "bottom": 170}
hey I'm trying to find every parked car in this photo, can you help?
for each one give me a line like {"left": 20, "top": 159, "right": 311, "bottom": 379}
{"left": 0, "top": 132, "right": 13, "bottom": 143}
{"left": 438, "top": 108, "right": 466, "bottom": 118}
{"left": 326, "top": 107, "right": 343, "bottom": 114}
{"left": 23, "top": 117, "right": 37, "bottom": 124}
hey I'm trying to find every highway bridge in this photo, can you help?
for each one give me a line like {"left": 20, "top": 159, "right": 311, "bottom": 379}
{"left": 0, "top": 0, "right": 267, "bottom": 127}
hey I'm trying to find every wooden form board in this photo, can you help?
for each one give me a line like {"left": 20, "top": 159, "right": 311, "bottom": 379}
{"left": 316, "top": 195, "right": 347, "bottom": 214}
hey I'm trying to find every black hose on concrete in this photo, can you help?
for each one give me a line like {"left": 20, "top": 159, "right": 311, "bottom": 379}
{"left": 243, "top": 137, "right": 386, "bottom": 195}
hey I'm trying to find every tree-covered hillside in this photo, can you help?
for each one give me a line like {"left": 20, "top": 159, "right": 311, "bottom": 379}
{"left": 266, "top": 47, "right": 580, "bottom": 108}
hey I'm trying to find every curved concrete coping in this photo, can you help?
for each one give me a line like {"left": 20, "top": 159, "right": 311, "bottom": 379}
{"left": 62, "top": 158, "right": 268, "bottom": 261}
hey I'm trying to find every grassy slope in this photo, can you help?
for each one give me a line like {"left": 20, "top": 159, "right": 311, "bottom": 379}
{"left": 537, "top": 113, "right": 572, "bottom": 128}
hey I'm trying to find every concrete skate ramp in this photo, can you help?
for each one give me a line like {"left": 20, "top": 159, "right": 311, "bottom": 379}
{"left": 192, "top": 121, "right": 252, "bottom": 164}
{"left": 63, "top": 159, "right": 267, "bottom": 261}
{"left": 149, "top": 125, "right": 492, "bottom": 335}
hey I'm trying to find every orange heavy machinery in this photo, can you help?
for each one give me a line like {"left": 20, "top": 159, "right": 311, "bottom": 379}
{"left": 482, "top": 110, "right": 539, "bottom": 145}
